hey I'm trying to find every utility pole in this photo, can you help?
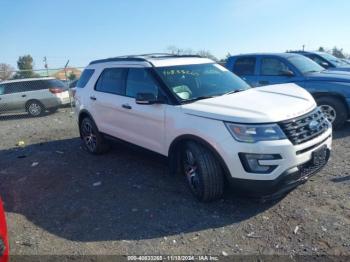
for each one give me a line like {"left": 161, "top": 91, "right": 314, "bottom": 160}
{"left": 43, "top": 56, "right": 49, "bottom": 77}
{"left": 302, "top": 45, "right": 305, "bottom": 51}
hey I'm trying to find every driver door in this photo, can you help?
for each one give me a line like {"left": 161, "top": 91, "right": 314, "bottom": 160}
{"left": 116, "top": 68, "right": 166, "bottom": 154}
{"left": 257, "top": 57, "right": 297, "bottom": 86}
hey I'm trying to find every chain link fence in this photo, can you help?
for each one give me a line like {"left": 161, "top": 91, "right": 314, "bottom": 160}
{"left": 0, "top": 67, "right": 83, "bottom": 150}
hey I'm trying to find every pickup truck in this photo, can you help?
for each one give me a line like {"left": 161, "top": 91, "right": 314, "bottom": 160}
{"left": 226, "top": 53, "right": 350, "bottom": 128}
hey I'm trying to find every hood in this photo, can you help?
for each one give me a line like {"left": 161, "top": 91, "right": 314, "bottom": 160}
{"left": 305, "top": 70, "right": 350, "bottom": 82}
{"left": 328, "top": 66, "right": 350, "bottom": 72}
{"left": 181, "top": 84, "right": 316, "bottom": 123}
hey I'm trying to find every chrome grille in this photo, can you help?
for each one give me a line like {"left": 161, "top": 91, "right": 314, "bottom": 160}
{"left": 279, "top": 108, "right": 330, "bottom": 145}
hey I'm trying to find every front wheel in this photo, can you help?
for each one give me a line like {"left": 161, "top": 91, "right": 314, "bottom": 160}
{"left": 80, "top": 117, "right": 110, "bottom": 154}
{"left": 182, "top": 141, "right": 224, "bottom": 202}
{"left": 317, "top": 97, "right": 347, "bottom": 129}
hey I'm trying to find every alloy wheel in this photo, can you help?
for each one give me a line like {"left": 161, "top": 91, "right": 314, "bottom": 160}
{"left": 28, "top": 103, "right": 42, "bottom": 116}
{"left": 183, "top": 149, "right": 201, "bottom": 194}
{"left": 81, "top": 120, "right": 97, "bottom": 152}
{"left": 320, "top": 105, "right": 337, "bottom": 124}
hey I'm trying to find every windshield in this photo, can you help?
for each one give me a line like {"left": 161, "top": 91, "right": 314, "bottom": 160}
{"left": 155, "top": 63, "right": 250, "bottom": 102}
{"left": 287, "top": 55, "right": 324, "bottom": 74}
{"left": 318, "top": 52, "right": 348, "bottom": 66}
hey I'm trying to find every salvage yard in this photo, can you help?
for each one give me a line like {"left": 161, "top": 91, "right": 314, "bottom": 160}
{"left": 0, "top": 108, "right": 349, "bottom": 256}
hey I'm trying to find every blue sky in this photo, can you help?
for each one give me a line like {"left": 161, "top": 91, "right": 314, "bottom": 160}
{"left": 0, "top": 0, "right": 349, "bottom": 69}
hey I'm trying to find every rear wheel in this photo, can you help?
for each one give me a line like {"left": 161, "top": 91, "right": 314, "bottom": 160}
{"left": 26, "top": 101, "right": 44, "bottom": 117}
{"left": 182, "top": 141, "right": 224, "bottom": 202}
{"left": 317, "top": 97, "right": 347, "bottom": 129}
{"left": 80, "top": 117, "right": 110, "bottom": 154}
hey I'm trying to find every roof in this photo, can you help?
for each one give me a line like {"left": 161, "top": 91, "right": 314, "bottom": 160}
{"left": 0, "top": 77, "right": 55, "bottom": 84}
{"left": 288, "top": 50, "right": 326, "bottom": 55}
{"left": 230, "top": 53, "right": 299, "bottom": 58}
{"left": 88, "top": 54, "right": 214, "bottom": 67}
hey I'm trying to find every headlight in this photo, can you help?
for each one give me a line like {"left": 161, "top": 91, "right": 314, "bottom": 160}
{"left": 225, "top": 123, "right": 286, "bottom": 143}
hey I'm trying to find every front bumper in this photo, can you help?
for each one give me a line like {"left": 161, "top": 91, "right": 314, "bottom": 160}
{"left": 227, "top": 147, "right": 330, "bottom": 200}
{"left": 217, "top": 126, "right": 332, "bottom": 198}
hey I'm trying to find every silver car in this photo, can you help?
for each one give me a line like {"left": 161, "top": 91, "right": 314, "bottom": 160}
{"left": 0, "top": 77, "right": 70, "bottom": 116}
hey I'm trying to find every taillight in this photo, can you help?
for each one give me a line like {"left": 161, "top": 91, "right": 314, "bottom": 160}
{"left": 49, "top": 87, "right": 63, "bottom": 94}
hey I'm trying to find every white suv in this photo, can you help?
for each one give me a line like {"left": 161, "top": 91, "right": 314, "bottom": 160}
{"left": 74, "top": 54, "right": 332, "bottom": 202}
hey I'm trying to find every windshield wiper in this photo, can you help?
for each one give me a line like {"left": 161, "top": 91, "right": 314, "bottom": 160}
{"left": 224, "top": 89, "right": 245, "bottom": 95}
{"left": 304, "top": 70, "right": 320, "bottom": 73}
{"left": 182, "top": 95, "right": 217, "bottom": 103}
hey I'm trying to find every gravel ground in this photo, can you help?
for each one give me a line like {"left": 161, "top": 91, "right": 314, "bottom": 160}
{"left": 0, "top": 108, "right": 349, "bottom": 257}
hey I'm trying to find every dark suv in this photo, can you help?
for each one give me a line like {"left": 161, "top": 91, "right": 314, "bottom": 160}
{"left": 226, "top": 53, "right": 350, "bottom": 128}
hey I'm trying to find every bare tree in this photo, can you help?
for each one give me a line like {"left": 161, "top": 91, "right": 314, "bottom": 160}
{"left": 332, "top": 47, "right": 346, "bottom": 59}
{"left": 197, "top": 50, "right": 218, "bottom": 62}
{"left": 0, "top": 63, "right": 14, "bottom": 81}
{"left": 166, "top": 46, "right": 194, "bottom": 55}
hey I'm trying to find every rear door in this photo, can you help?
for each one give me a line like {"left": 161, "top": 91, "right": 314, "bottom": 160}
{"left": 89, "top": 67, "right": 166, "bottom": 154}
{"left": 89, "top": 67, "right": 128, "bottom": 138}
{"left": 256, "top": 56, "right": 298, "bottom": 86}
{"left": 231, "top": 56, "right": 258, "bottom": 86}
{"left": 25, "top": 80, "right": 50, "bottom": 103}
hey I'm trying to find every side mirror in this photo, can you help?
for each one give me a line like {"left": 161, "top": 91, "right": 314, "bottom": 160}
{"left": 280, "top": 70, "right": 295, "bottom": 77}
{"left": 135, "top": 93, "right": 161, "bottom": 105}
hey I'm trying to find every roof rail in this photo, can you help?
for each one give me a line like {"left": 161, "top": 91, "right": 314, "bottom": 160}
{"left": 89, "top": 57, "right": 148, "bottom": 65}
{"left": 89, "top": 53, "right": 203, "bottom": 65}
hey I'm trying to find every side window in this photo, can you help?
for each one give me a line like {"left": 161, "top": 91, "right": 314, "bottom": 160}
{"left": 3, "top": 83, "right": 19, "bottom": 94}
{"left": 233, "top": 57, "right": 256, "bottom": 76}
{"left": 308, "top": 55, "right": 330, "bottom": 67}
{"left": 46, "top": 80, "right": 66, "bottom": 89}
{"left": 95, "top": 68, "right": 127, "bottom": 95}
{"left": 23, "top": 81, "right": 43, "bottom": 91}
{"left": 260, "top": 58, "right": 291, "bottom": 76}
{"left": 126, "top": 68, "right": 159, "bottom": 98}
{"left": 77, "top": 69, "right": 95, "bottom": 88}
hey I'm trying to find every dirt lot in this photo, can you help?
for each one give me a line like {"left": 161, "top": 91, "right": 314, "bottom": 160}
{"left": 0, "top": 108, "right": 349, "bottom": 257}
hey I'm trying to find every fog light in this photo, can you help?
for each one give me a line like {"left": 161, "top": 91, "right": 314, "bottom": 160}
{"left": 239, "top": 153, "right": 281, "bottom": 174}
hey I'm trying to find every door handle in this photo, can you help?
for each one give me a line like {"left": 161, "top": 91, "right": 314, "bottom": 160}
{"left": 122, "top": 104, "right": 132, "bottom": 110}
{"left": 90, "top": 96, "right": 97, "bottom": 101}
{"left": 21, "top": 94, "right": 27, "bottom": 97}
{"left": 259, "top": 80, "right": 270, "bottom": 85}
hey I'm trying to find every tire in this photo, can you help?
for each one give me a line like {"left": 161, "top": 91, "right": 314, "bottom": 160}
{"left": 181, "top": 141, "right": 224, "bottom": 202}
{"left": 79, "top": 117, "right": 110, "bottom": 154}
{"left": 26, "top": 100, "right": 44, "bottom": 117}
{"left": 316, "top": 97, "right": 348, "bottom": 129}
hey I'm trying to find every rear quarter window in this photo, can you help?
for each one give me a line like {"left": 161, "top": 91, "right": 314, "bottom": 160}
{"left": 77, "top": 69, "right": 95, "bottom": 88}
{"left": 45, "top": 79, "right": 67, "bottom": 89}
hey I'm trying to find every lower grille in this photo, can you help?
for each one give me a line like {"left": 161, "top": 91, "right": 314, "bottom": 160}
{"left": 284, "top": 148, "right": 330, "bottom": 185}
{"left": 279, "top": 108, "right": 330, "bottom": 145}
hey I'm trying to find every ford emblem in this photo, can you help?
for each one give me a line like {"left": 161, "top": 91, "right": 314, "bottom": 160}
{"left": 309, "top": 120, "right": 319, "bottom": 131}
